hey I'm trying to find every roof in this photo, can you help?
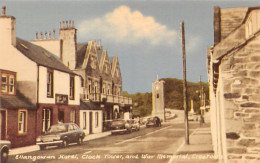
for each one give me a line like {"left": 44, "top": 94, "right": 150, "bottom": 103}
{"left": 16, "top": 38, "right": 74, "bottom": 74}
{"left": 0, "top": 91, "right": 35, "bottom": 109}
{"left": 80, "top": 100, "right": 103, "bottom": 110}
{"left": 76, "top": 43, "right": 88, "bottom": 69}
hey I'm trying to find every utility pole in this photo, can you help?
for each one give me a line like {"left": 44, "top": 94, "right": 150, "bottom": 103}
{"left": 181, "top": 21, "right": 189, "bottom": 144}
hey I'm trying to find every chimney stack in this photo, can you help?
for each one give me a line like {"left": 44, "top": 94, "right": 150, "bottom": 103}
{"left": 2, "top": 6, "right": 6, "bottom": 16}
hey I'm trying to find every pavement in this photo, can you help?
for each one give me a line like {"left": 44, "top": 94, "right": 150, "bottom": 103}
{"left": 9, "top": 131, "right": 111, "bottom": 155}
{"left": 168, "top": 111, "right": 219, "bottom": 163}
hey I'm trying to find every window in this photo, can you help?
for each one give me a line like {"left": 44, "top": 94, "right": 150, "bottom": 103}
{"left": 83, "top": 112, "right": 87, "bottom": 129}
{"left": 42, "top": 108, "right": 52, "bottom": 132}
{"left": 81, "top": 78, "right": 84, "bottom": 87}
{"left": 18, "top": 110, "right": 27, "bottom": 134}
{"left": 95, "top": 112, "right": 99, "bottom": 127}
{"left": 47, "top": 70, "right": 53, "bottom": 97}
{"left": 70, "top": 109, "right": 76, "bottom": 123}
{"left": 70, "top": 76, "right": 75, "bottom": 100}
{"left": 1, "top": 70, "right": 16, "bottom": 95}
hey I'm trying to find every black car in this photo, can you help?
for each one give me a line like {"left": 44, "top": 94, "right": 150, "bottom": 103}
{"left": 146, "top": 116, "right": 161, "bottom": 127}
{"left": 36, "top": 123, "right": 85, "bottom": 150}
{"left": 0, "top": 140, "right": 11, "bottom": 163}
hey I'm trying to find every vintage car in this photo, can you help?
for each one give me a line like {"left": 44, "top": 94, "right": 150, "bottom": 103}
{"left": 110, "top": 119, "right": 133, "bottom": 134}
{"left": 36, "top": 123, "right": 85, "bottom": 150}
{"left": 129, "top": 119, "right": 140, "bottom": 131}
{"left": 146, "top": 116, "right": 161, "bottom": 127}
{"left": 0, "top": 140, "right": 11, "bottom": 163}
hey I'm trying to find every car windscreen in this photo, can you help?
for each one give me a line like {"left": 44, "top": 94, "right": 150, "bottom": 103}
{"left": 47, "top": 125, "right": 68, "bottom": 133}
{"left": 111, "top": 120, "right": 125, "bottom": 126}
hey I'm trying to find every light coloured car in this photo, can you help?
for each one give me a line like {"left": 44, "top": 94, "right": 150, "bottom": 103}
{"left": 0, "top": 140, "right": 11, "bottom": 163}
{"left": 110, "top": 119, "right": 133, "bottom": 134}
{"left": 129, "top": 119, "right": 140, "bottom": 131}
{"left": 36, "top": 123, "right": 85, "bottom": 150}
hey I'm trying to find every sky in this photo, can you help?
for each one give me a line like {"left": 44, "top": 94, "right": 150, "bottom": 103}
{"left": 1, "top": 0, "right": 259, "bottom": 94}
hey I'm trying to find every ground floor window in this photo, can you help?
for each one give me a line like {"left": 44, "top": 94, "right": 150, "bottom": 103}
{"left": 18, "top": 109, "right": 27, "bottom": 134}
{"left": 42, "top": 108, "right": 52, "bottom": 132}
{"left": 95, "top": 112, "right": 99, "bottom": 127}
{"left": 70, "top": 109, "right": 76, "bottom": 123}
{"left": 83, "top": 112, "right": 87, "bottom": 129}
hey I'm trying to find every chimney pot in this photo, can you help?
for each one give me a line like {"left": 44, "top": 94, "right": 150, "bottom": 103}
{"left": 53, "top": 29, "right": 55, "bottom": 39}
{"left": 44, "top": 32, "right": 47, "bottom": 40}
{"left": 2, "top": 6, "right": 6, "bottom": 16}
{"left": 48, "top": 31, "right": 51, "bottom": 39}
{"left": 40, "top": 32, "right": 43, "bottom": 40}
{"left": 35, "top": 32, "right": 38, "bottom": 40}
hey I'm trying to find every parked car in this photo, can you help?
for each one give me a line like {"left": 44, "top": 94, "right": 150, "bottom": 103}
{"left": 36, "top": 123, "right": 85, "bottom": 150}
{"left": 129, "top": 119, "right": 140, "bottom": 131}
{"left": 0, "top": 140, "right": 11, "bottom": 163}
{"left": 110, "top": 119, "right": 133, "bottom": 134}
{"left": 146, "top": 116, "right": 161, "bottom": 127}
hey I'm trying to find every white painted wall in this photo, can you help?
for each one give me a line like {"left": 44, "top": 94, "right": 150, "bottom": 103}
{"left": 30, "top": 40, "right": 62, "bottom": 59}
{"left": 80, "top": 110, "right": 103, "bottom": 135}
{"left": 38, "top": 66, "right": 80, "bottom": 105}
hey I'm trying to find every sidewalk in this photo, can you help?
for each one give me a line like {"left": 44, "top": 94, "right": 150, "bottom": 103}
{"left": 169, "top": 125, "right": 218, "bottom": 163}
{"left": 9, "top": 131, "right": 111, "bottom": 156}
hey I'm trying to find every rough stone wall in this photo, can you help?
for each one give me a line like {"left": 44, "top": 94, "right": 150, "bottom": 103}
{"left": 220, "top": 8, "right": 248, "bottom": 40}
{"left": 219, "top": 34, "right": 260, "bottom": 162}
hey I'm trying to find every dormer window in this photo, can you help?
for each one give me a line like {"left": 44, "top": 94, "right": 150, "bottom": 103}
{"left": 1, "top": 70, "right": 16, "bottom": 95}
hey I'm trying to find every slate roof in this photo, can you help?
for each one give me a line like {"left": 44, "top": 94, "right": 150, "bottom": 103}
{"left": 76, "top": 43, "right": 88, "bottom": 69}
{"left": 0, "top": 91, "right": 35, "bottom": 109}
{"left": 16, "top": 38, "right": 74, "bottom": 74}
{"left": 80, "top": 100, "right": 103, "bottom": 110}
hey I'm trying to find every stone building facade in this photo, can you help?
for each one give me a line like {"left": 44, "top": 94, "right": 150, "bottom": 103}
{"left": 208, "top": 6, "right": 260, "bottom": 162}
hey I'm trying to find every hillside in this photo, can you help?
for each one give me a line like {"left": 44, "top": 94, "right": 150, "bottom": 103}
{"left": 123, "top": 78, "right": 209, "bottom": 117}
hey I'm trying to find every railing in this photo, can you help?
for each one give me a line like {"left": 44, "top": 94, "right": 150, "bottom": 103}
{"left": 81, "top": 93, "right": 132, "bottom": 105}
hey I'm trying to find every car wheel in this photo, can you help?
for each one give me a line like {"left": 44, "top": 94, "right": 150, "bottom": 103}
{"left": 39, "top": 145, "right": 46, "bottom": 150}
{"left": 1, "top": 150, "right": 9, "bottom": 163}
{"left": 62, "top": 139, "right": 68, "bottom": 148}
{"left": 77, "top": 137, "right": 83, "bottom": 145}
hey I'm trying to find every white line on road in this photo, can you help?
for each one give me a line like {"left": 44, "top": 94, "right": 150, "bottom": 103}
{"left": 83, "top": 151, "right": 92, "bottom": 154}
{"left": 115, "top": 125, "right": 172, "bottom": 145}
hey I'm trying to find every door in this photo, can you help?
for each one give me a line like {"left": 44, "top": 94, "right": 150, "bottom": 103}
{"left": 0, "top": 110, "right": 6, "bottom": 139}
{"left": 89, "top": 112, "right": 93, "bottom": 134}
{"left": 42, "top": 108, "right": 52, "bottom": 133}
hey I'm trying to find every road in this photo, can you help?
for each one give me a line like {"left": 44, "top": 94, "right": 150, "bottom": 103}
{"left": 8, "top": 111, "right": 208, "bottom": 163}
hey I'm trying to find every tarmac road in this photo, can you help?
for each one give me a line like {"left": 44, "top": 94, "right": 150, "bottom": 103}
{"left": 8, "top": 120, "right": 207, "bottom": 163}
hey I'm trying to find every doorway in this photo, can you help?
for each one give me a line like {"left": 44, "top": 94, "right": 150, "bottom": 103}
{"left": 1, "top": 110, "right": 6, "bottom": 139}
{"left": 89, "top": 112, "right": 93, "bottom": 134}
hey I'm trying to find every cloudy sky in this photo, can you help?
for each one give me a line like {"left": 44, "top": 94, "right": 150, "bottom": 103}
{"left": 1, "top": 0, "right": 259, "bottom": 94}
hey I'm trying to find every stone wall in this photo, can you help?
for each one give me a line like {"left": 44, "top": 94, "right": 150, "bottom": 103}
{"left": 219, "top": 33, "right": 260, "bottom": 162}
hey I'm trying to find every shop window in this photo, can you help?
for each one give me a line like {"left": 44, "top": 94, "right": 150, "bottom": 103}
{"left": 47, "top": 70, "right": 53, "bottom": 98}
{"left": 70, "top": 110, "right": 76, "bottom": 123}
{"left": 95, "top": 112, "right": 99, "bottom": 127}
{"left": 1, "top": 70, "right": 16, "bottom": 95}
{"left": 18, "top": 109, "right": 27, "bottom": 134}
{"left": 70, "top": 76, "right": 75, "bottom": 100}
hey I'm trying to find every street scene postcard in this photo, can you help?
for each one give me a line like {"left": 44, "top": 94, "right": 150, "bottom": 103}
{"left": 0, "top": 0, "right": 260, "bottom": 163}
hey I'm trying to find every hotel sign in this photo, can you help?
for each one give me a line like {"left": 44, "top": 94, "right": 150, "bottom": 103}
{"left": 55, "top": 94, "right": 68, "bottom": 105}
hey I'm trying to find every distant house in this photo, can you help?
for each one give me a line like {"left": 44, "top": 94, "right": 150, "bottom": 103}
{"left": 208, "top": 6, "right": 260, "bottom": 162}
{"left": 0, "top": 7, "right": 80, "bottom": 148}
